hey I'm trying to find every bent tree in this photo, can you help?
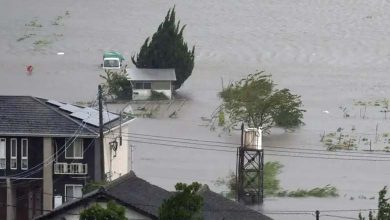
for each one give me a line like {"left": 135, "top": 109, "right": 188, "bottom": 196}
{"left": 219, "top": 71, "right": 305, "bottom": 133}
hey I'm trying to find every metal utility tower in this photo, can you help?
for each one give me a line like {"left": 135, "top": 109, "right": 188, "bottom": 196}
{"left": 236, "top": 124, "right": 264, "bottom": 204}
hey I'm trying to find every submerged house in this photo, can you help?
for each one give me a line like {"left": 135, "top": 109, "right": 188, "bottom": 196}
{"left": 0, "top": 96, "right": 133, "bottom": 220}
{"left": 126, "top": 68, "right": 176, "bottom": 100}
{"left": 35, "top": 171, "right": 273, "bottom": 220}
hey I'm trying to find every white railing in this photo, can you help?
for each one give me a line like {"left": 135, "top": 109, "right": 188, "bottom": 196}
{"left": 54, "top": 163, "right": 88, "bottom": 175}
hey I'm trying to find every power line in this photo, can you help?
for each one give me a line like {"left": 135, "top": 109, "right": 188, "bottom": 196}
{"left": 123, "top": 137, "right": 390, "bottom": 161}
{"left": 124, "top": 134, "right": 390, "bottom": 159}
{"left": 122, "top": 132, "right": 390, "bottom": 157}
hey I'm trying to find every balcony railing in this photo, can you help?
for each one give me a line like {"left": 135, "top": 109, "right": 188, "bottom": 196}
{"left": 54, "top": 163, "right": 88, "bottom": 175}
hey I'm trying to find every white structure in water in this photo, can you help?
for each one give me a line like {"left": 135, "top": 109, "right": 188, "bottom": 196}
{"left": 243, "top": 127, "right": 262, "bottom": 150}
{"left": 126, "top": 68, "right": 176, "bottom": 100}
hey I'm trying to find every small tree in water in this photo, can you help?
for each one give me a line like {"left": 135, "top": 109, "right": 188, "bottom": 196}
{"left": 100, "top": 70, "right": 132, "bottom": 100}
{"left": 219, "top": 71, "right": 305, "bottom": 133}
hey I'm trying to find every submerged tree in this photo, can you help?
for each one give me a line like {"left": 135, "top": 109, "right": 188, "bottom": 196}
{"left": 159, "top": 182, "right": 203, "bottom": 220}
{"left": 132, "top": 7, "right": 195, "bottom": 90}
{"left": 100, "top": 70, "right": 132, "bottom": 100}
{"left": 219, "top": 71, "right": 305, "bottom": 133}
{"left": 359, "top": 186, "right": 390, "bottom": 220}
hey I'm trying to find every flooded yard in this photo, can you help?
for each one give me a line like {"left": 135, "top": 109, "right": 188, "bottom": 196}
{"left": 1, "top": 0, "right": 390, "bottom": 219}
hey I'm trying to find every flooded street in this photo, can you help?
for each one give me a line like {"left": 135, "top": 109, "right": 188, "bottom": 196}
{"left": 1, "top": 0, "right": 390, "bottom": 219}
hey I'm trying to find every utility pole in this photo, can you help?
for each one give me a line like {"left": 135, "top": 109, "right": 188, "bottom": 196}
{"left": 315, "top": 210, "right": 320, "bottom": 220}
{"left": 98, "top": 85, "right": 105, "bottom": 181}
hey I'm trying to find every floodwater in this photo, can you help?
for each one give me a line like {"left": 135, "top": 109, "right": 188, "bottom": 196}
{"left": 1, "top": 0, "right": 390, "bottom": 219}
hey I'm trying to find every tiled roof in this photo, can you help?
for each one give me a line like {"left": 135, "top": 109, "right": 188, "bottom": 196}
{"left": 35, "top": 171, "right": 273, "bottom": 220}
{"left": 0, "top": 96, "right": 97, "bottom": 137}
{"left": 0, "top": 96, "right": 132, "bottom": 137}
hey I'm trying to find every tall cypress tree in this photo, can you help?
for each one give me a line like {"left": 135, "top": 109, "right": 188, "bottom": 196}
{"left": 132, "top": 7, "right": 195, "bottom": 90}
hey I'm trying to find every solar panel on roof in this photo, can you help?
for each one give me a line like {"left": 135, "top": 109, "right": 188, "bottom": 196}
{"left": 69, "top": 107, "right": 119, "bottom": 127}
{"left": 46, "top": 100, "right": 65, "bottom": 107}
{"left": 60, "top": 104, "right": 82, "bottom": 113}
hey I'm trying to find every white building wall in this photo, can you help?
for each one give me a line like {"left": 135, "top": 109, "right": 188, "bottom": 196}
{"left": 103, "top": 122, "right": 132, "bottom": 181}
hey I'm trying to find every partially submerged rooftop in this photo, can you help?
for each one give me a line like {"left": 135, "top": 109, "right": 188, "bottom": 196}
{"left": 126, "top": 68, "right": 176, "bottom": 81}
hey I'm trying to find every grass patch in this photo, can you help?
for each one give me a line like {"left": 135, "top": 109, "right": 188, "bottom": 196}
{"left": 17, "top": 33, "right": 35, "bottom": 42}
{"left": 277, "top": 185, "right": 338, "bottom": 197}
{"left": 25, "top": 18, "right": 42, "bottom": 28}
{"left": 52, "top": 16, "right": 63, "bottom": 25}
{"left": 33, "top": 39, "right": 51, "bottom": 48}
{"left": 216, "top": 161, "right": 338, "bottom": 198}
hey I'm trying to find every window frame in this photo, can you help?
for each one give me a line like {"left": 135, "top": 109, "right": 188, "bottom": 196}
{"left": 0, "top": 138, "right": 6, "bottom": 169}
{"left": 64, "top": 184, "right": 83, "bottom": 202}
{"left": 143, "top": 82, "right": 152, "bottom": 89}
{"left": 65, "top": 138, "right": 84, "bottom": 159}
{"left": 21, "top": 138, "right": 28, "bottom": 170}
{"left": 10, "top": 138, "right": 17, "bottom": 170}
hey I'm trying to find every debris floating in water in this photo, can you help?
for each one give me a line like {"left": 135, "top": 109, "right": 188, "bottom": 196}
{"left": 57, "top": 52, "right": 64, "bottom": 55}
{"left": 26, "top": 65, "right": 33, "bottom": 75}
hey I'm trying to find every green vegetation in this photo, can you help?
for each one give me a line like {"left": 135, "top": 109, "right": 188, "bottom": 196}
{"left": 359, "top": 186, "right": 390, "bottom": 220}
{"left": 80, "top": 201, "right": 127, "bottom": 220}
{"left": 217, "top": 161, "right": 338, "bottom": 198}
{"left": 277, "top": 185, "right": 338, "bottom": 197}
{"left": 219, "top": 71, "right": 305, "bottom": 133}
{"left": 82, "top": 181, "right": 107, "bottom": 194}
{"left": 132, "top": 7, "right": 195, "bottom": 90}
{"left": 100, "top": 70, "right": 132, "bottom": 100}
{"left": 159, "top": 182, "right": 203, "bottom": 220}
{"left": 33, "top": 39, "right": 51, "bottom": 48}
{"left": 149, "top": 90, "right": 169, "bottom": 100}
{"left": 218, "top": 110, "right": 225, "bottom": 126}
{"left": 52, "top": 16, "right": 63, "bottom": 25}
{"left": 25, "top": 18, "right": 42, "bottom": 28}
{"left": 17, "top": 33, "right": 35, "bottom": 42}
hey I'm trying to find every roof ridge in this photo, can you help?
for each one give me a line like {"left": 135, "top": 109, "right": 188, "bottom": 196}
{"left": 31, "top": 97, "right": 99, "bottom": 136}
{"left": 105, "top": 171, "right": 137, "bottom": 190}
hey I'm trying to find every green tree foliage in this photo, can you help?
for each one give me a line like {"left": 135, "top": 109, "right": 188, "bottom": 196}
{"left": 100, "top": 70, "right": 132, "bottom": 100}
{"left": 159, "top": 182, "right": 203, "bottom": 220}
{"left": 131, "top": 7, "right": 195, "bottom": 90}
{"left": 219, "top": 71, "right": 305, "bottom": 133}
{"left": 80, "top": 201, "right": 127, "bottom": 220}
{"left": 359, "top": 186, "right": 390, "bottom": 220}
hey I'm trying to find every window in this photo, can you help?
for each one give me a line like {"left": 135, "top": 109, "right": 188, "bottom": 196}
{"left": 65, "top": 184, "right": 83, "bottom": 202}
{"left": 10, "top": 138, "right": 17, "bottom": 170}
{"left": 0, "top": 139, "right": 5, "bottom": 169}
{"left": 135, "top": 82, "right": 143, "bottom": 89}
{"left": 104, "top": 59, "right": 119, "bottom": 68}
{"left": 21, "top": 139, "right": 28, "bottom": 170}
{"left": 65, "top": 139, "right": 83, "bottom": 159}
{"left": 134, "top": 82, "right": 152, "bottom": 89}
{"left": 144, "top": 82, "right": 151, "bottom": 89}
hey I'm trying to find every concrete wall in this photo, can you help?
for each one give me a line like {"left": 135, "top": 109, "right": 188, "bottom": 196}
{"left": 103, "top": 124, "right": 131, "bottom": 181}
{"left": 133, "top": 81, "right": 172, "bottom": 100}
{"left": 42, "top": 137, "right": 53, "bottom": 213}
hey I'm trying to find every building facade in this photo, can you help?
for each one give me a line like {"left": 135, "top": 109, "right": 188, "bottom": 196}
{"left": 0, "top": 96, "right": 133, "bottom": 220}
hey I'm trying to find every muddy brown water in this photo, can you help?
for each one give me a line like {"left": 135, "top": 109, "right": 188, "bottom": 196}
{"left": 1, "top": 0, "right": 390, "bottom": 219}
